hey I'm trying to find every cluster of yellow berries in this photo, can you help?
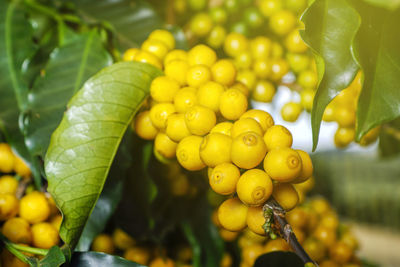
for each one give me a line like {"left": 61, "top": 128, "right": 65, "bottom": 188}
{"left": 127, "top": 30, "right": 313, "bottom": 241}
{"left": 0, "top": 144, "right": 62, "bottom": 266}
{"left": 91, "top": 228, "right": 197, "bottom": 267}
{"left": 322, "top": 72, "right": 380, "bottom": 148}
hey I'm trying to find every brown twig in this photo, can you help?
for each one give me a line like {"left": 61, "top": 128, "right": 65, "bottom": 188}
{"left": 15, "top": 178, "right": 30, "bottom": 199}
{"left": 263, "top": 199, "right": 317, "bottom": 266}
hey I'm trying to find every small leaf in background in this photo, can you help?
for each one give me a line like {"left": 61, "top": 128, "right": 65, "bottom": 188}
{"left": 71, "top": 0, "right": 163, "bottom": 50}
{"left": 351, "top": 3, "right": 400, "bottom": 140}
{"left": 254, "top": 251, "right": 303, "bottom": 267}
{"left": 379, "top": 119, "right": 400, "bottom": 157}
{"left": 70, "top": 252, "right": 145, "bottom": 267}
{"left": 300, "top": 0, "right": 360, "bottom": 150}
{"left": 44, "top": 61, "right": 162, "bottom": 248}
{"left": 24, "top": 29, "right": 113, "bottom": 158}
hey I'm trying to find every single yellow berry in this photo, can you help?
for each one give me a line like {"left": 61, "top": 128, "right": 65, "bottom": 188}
{"left": 134, "top": 111, "right": 158, "bottom": 140}
{"left": 187, "top": 44, "right": 217, "bottom": 67}
{"left": 19, "top": 191, "right": 50, "bottom": 224}
{"left": 0, "top": 143, "right": 15, "bottom": 173}
{"left": 200, "top": 133, "right": 232, "bottom": 167}
{"left": 234, "top": 51, "right": 253, "bottom": 70}
{"left": 141, "top": 39, "right": 169, "bottom": 60}
{"left": 242, "top": 244, "right": 264, "bottom": 266}
{"left": 0, "top": 175, "right": 18, "bottom": 195}
{"left": 272, "top": 183, "right": 299, "bottom": 211}
{"left": 236, "top": 69, "right": 257, "bottom": 90}
{"left": 112, "top": 228, "right": 135, "bottom": 251}
{"left": 269, "top": 58, "right": 289, "bottom": 81}
{"left": 218, "top": 197, "right": 248, "bottom": 231}
{"left": 14, "top": 156, "right": 31, "bottom": 178}
{"left": 334, "top": 127, "right": 355, "bottom": 148}
{"left": 207, "top": 25, "right": 227, "bottom": 49}
{"left": 269, "top": 10, "right": 296, "bottom": 36}
{"left": 281, "top": 102, "right": 303, "bottom": 122}
{"left": 231, "top": 132, "right": 267, "bottom": 169}
{"left": 50, "top": 215, "right": 62, "bottom": 231}
{"left": 230, "top": 82, "right": 249, "bottom": 97}
{"left": 173, "top": 86, "right": 197, "bottom": 113}
{"left": 300, "top": 88, "right": 315, "bottom": 111}
{"left": 252, "top": 80, "right": 276, "bottom": 103}
{"left": 164, "top": 49, "right": 187, "bottom": 65}
{"left": 210, "top": 122, "right": 233, "bottom": 136}
{"left": 329, "top": 241, "right": 353, "bottom": 264}
{"left": 240, "top": 109, "right": 274, "bottom": 132}
{"left": 186, "top": 65, "right": 212, "bottom": 88}
{"left": 224, "top": 32, "right": 248, "bottom": 57}
{"left": 124, "top": 246, "right": 151, "bottom": 265}
{"left": 285, "top": 29, "right": 308, "bottom": 53}
{"left": 2, "top": 217, "right": 32, "bottom": 244}
{"left": 150, "top": 76, "right": 180, "bottom": 102}
{"left": 264, "top": 238, "right": 290, "bottom": 253}
{"left": 209, "top": 163, "right": 240, "bottom": 195}
{"left": 91, "top": 234, "right": 115, "bottom": 254}
{"left": 185, "top": 105, "right": 216, "bottom": 135}
{"left": 252, "top": 59, "right": 270, "bottom": 79}
{"left": 154, "top": 132, "right": 178, "bottom": 159}
{"left": 335, "top": 107, "right": 356, "bottom": 128}
{"left": 298, "top": 69, "right": 318, "bottom": 89}
{"left": 165, "top": 113, "right": 191, "bottom": 142}
{"left": 190, "top": 13, "right": 213, "bottom": 37}
{"left": 292, "top": 150, "right": 313, "bottom": 183}
{"left": 246, "top": 206, "right": 266, "bottom": 235}
{"left": 0, "top": 194, "right": 19, "bottom": 221}
{"left": 165, "top": 59, "right": 189, "bottom": 85}
{"left": 220, "top": 253, "right": 233, "bottom": 267}
{"left": 134, "top": 50, "right": 162, "bottom": 69}
{"left": 259, "top": 0, "right": 283, "bottom": 17}
{"left": 313, "top": 225, "right": 337, "bottom": 247}
{"left": 322, "top": 103, "right": 335, "bottom": 122}
{"left": 263, "top": 147, "right": 302, "bottom": 182}
{"left": 263, "top": 125, "right": 293, "bottom": 151}
{"left": 231, "top": 118, "right": 263, "bottom": 139}
{"left": 149, "top": 103, "right": 176, "bottom": 129}
{"left": 250, "top": 36, "right": 271, "bottom": 59}
{"left": 122, "top": 48, "right": 140, "bottom": 62}
{"left": 176, "top": 136, "right": 206, "bottom": 171}
{"left": 148, "top": 29, "right": 175, "bottom": 50}
{"left": 211, "top": 59, "right": 237, "bottom": 86}
{"left": 31, "top": 222, "right": 59, "bottom": 249}
{"left": 197, "top": 81, "right": 225, "bottom": 112}
{"left": 219, "top": 89, "right": 248, "bottom": 120}
{"left": 237, "top": 169, "right": 273, "bottom": 206}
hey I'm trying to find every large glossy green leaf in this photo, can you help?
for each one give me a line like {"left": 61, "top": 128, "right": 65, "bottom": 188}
{"left": 71, "top": 252, "right": 145, "bottom": 266}
{"left": 24, "top": 30, "right": 112, "bottom": 157}
{"left": 300, "top": 0, "right": 360, "bottom": 150}
{"left": 351, "top": 3, "right": 400, "bottom": 140}
{"left": 44, "top": 61, "right": 162, "bottom": 248}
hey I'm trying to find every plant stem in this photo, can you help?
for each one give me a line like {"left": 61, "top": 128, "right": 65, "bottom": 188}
{"left": 12, "top": 243, "right": 49, "bottom": 256}
{"left": 263, "top": 199, "right": 317, "bottom": 266}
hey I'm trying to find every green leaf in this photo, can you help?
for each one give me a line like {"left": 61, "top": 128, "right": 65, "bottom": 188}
{"left": 44, "top": 61, "right": 162, "bottom": 248}
{"left": 181, "top": 222, "right": 202, "bottom": 267}
{"left": 300, "top": 0, "right": 361, "bottom": 150}
{"left": 39, "top": 246, "right": 66, "bottom": 267}
{"left": 71, "top": 0, "right": 163, "bottom": 49}
{"left": 254, "top": 251, "right": 303, "bottom": 267}
{"left": 24, "top": 29, "right": 112, "bottom": 157}
{"left": 71, "top": 252, "right": 145, "bottom": 267}
{"left": 379, "top": 119, "right": 400, "bottom": 157}
{"left": 351, "top": 3, "right": 400, "bottom": 140}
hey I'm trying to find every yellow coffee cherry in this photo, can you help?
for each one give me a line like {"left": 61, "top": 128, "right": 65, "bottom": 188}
{"left": 134, "top": 50, "right": 162, "bottom": 69}
{"left": 188, "top": 44, "right": 217, "bottom": 67}
{"left": 112, "top": 228, "right": 135, "bottom": 250}
{"left": 250, "top": 36, "right": 271, "bottom": 59}
{"left": 149, "top": 257, "right": 174, "bottom": 267}
{"left": 329, "top": 241, "right": 353, "bottom": 264}
{"left": 271, "top": 41, "right": 284, "bottom": 58}
{"left": 19, "top": 191, "right": 50, "bottom": 224}
{"left": 263, "top": 147, "right": 302, "bottom": 182}
{"left": 91, "top": 234, "right": 115, "bottom": 254}
{"left": 300, "top": 88, "right": 315, "bottom": 111}
{"left": 272, "top": 183, "right": 299, "bottom": 211}
{"left": 176, "top": 136, "right": 206, "bottom": 171}
{"left": 237, "top": 69, "right": 257, "bottom": 90}
{"left": 210, "top": 122, "right": 233, "bottom": 136}
{"left": 246, "top": 206, "right": 266, "bottom": 235}
{"left": 259, "top": 0, "right": 283, "bottom": 17}
{"left": 124, "top": 246, "right": 151, "bottom": 265}
{"left": 294, "top": 175, "right": 314, "bottom": 194}
{"left": 165, "top": 113, "right": 190, "bottom": 142}
{"left": 0, "top": 175, "right": 18, "bottom": 194}
{"left": 165, "top": 59, "right": 189, "bottom": 85}
{"left": 31, "top": 222, "right": 59, "bottom": 249}
{"left": 220, "top": 253, "right": 233, "bottom": 267}
{"left": 224, "top": 32, "right": 248, "bottom": 57}
{"left": 211, "top": 59, "right": 237, "bottom": 86}
{"left": 219, "top": 89, "right": 248, "bottom": 120}
{"left": 185, "top": 105, "right": 216, "bottom": 135}
{"left": 287, "top": 52, "right": 310, "bottom": 73}
{"left": 170, "top": 173, "right": 190, "bottom": 196}
{"left": 186, "top": 65, "right": 211, "bottom": 88}
{"left": 149, "top": 103, "right": 176, "bottom": 129}
{"left": 148, "top": 29, "right": 175, "bottom": 50}
{"left": 263, "top": 125, "right": 293, "bottom": 151}
{"left": 0, "top": 143, "right": 15, "bottom": 173}
{"left": 209, "top": 163, "right": 240, "bottom": 195}
{"left": 269, "top": 10, "right": 296, "bottom": 36}
{"left": 281, "top": 102, "right": 303, "bottom": 122}
{"left": 285, "top": 29, "right": 308, "bottom": 53}
{"left": 234, "top": 51, "right": 253, "bottom": 70}
{"left": 230, "top": 82, "right": 249, "bottom": 97}
{"left": 173, "top": 86, "right": 197, "bottom": 113}
{"left": 164, "top": 49, "right": 187, "bottom": 65}
{"left": 241, "top": 109, "right": 274, "bottom": 132}
{"left": 335, "top": 107, "right": 356, "bottom": 128}
{"left": 231, "top": 118, "right": 263, "bottom": 139}
{"left": 269, "top": 58, "right": 289, "bottom": 81}
{"left": 141, "top": 39, "right": 169, "bottom": 60}
{"left": 292, "top": 150, "right": 313, "bottom": 183}
{"left": 334, "top": 127, "right": 355, "bottom": 148}
{"left": 134, "top": 111, "right": 158, "bottom": 140}
{"left": 190, "top": 12, "right": 213, "bottom": 37}
{"left": 150, "top": 76, "right": 180, "bottom": 102}
{"left": 14, "top": 156, "right": 31, "bottom": 178}
{"left": 298, "top": 69, "right": 318, "bottom": 89}
{"left": 197, "top": 81, "right": 225, "bottom": 112}
{"left": 50, "top": 215, "right": 62, "bottom": 231}
{"left": 322, "top": 103, "right": 335, "bottom": 122}
{"left": 264, "top": 238, "right": 290, "bottom": 253}
{"left": 242, "top": 244, "right": 264, "bottom": 266}
{"left": 123, "top": 48, "right": 140, "bottom": 62}
{"left": 252, "top": 59, "right": 270, "bottom": 79}
{"left": 154, "top": 133, "right": 178, "bottom": 159}
{"left": 200, "top": 133, "right": 232, "bottom": 167}
{"left": 217, "top": 197, "right": 248, "bottom": 231}
{"left": 252, "top": 80, "right": 276, "bottom": 103}
{"left": 313, "top": 225, "right": 337, "bottom": 247}
{"left": 207, "top": 25, "right": 227, "bottom": 49}
{"left": 0, "top": 194, "right": 19, "bottom": 221}
{"left": 2, "top": 217, "right": 32, "bottom": 244}
{"left": 237, "top": 169, "right": 273, "bottom": 206}
{"left": 231, "top": 132, "right": 267, "bottom": 169}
